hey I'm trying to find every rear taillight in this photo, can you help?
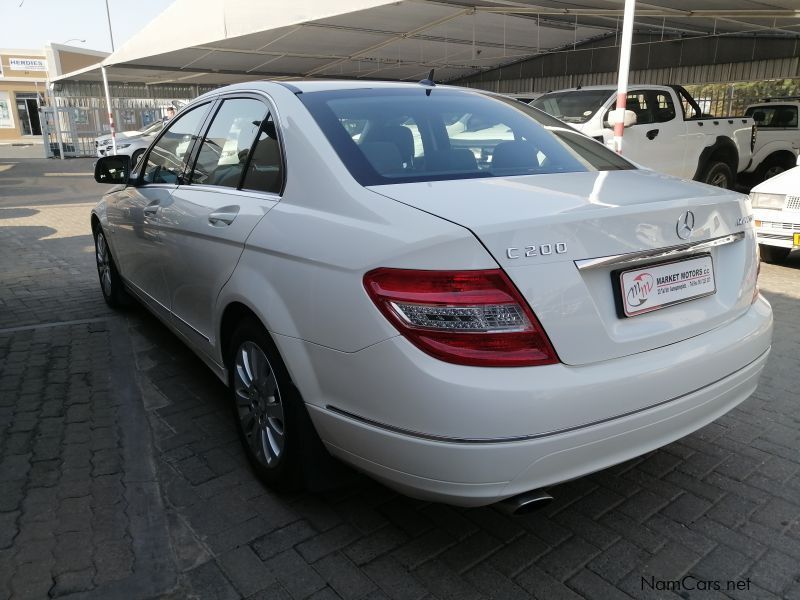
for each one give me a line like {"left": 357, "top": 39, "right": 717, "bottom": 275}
{"left": 363, "top": 268, "right": 558, "bottom": 367}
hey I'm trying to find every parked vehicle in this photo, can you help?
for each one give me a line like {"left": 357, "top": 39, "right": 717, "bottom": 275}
{"left": 95, "top": 120, "right": 165, "bottom": 166}
{"left": 91, "top": 81, "right": 772, "bottom": 510}
{"left": 742, "top": 99, "right": 800, "bottom": 182}
{"left": 504, "top": 93, "right": 541, "bottom": 104}
{"left": 530, "top": 84, "right": 756, "bottom": 189}
{"left": 750, "top": 163, "right": 800, "bottom": 263}
{"left": 94, "top": 128, "right": 141, "bottom": 156}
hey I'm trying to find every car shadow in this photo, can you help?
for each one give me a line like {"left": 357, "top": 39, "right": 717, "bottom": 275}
{"left": 124, "top": 281, "right": 798, "bottom": 550}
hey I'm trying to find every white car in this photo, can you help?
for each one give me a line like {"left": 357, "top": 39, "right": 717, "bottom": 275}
{"left": 751, "top": 163, "right": 800, "bottom": 263}
{"left": 743, "top": 100, "right": 800, "bottom": 181}
{"left": 95, "top": 128, "right": 141, "bottom": 156}
{"left": 90, "top": 81, "right": 772, "bottom": 511}
{"left": 96, "top": 120, "right": 165, "bottom": 166}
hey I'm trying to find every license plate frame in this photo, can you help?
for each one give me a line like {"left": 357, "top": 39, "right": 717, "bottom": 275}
{"left": 612, "top": 253, "right": 716, "bottom": 318}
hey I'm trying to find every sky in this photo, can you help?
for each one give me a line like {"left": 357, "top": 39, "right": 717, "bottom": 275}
{"left": 1, "top": 0, "right": 175, "bottom": 53}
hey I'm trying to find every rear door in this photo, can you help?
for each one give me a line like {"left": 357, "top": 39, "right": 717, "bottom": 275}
{"left": 106, "top": 102, "right": 212, "bottom": 319}
{"left": 160, "top": 95, "right": 283, "bottom": 352}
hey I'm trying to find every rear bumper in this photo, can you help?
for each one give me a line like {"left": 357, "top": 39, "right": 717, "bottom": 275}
{"left": 754, "top": 208, "right": 800, "bottom": 248}
{"left": 282, "top": 296, "right": 772, "bottom": 506}
{"left": 755, "top": 229, "right": 798, "bottom": 248}
{"left": 310, "top": 347, "right": 768, "bottom": 505}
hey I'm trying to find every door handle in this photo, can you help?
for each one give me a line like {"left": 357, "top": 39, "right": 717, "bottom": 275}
{"left": 143, "top": 203, "right": 160, "bottom": 217}
{"left": 646, "top": 128, "right": 660, "bottom": 140}
{"left": 208, "top": 206, "right": 239, "bottom": 226}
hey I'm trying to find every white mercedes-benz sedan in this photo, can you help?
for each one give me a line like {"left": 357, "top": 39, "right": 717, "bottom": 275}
{"left": 91, "top": 80, "right": 772, "bottom": 512}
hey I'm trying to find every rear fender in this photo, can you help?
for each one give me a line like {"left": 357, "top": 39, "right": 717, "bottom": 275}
{"left": 747, "top": 145, "right": 798, "bottom": 174}
{"left": 693, "top": 136, "right": 739, "bottom": 180}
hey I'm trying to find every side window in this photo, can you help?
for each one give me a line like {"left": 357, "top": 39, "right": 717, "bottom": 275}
{"left": 241, "top": 113, "right": 284, "bottom": 194}
{"left": 746, "top": 106, "right": 798, "bottom": 129}
{"left": 652, "top": 92, "right": 676, "bottom": 123}
{"left": 778, "top": 106, "right": 797, "bottom": 128}
{"left": 626, "top": 91, "right": 653, "bottom": 125}
{"left": 142, "top": 104, "right": 210, "bottom": 184}
{"left": 190, "top": 98, "right": 268, "bottom": 188}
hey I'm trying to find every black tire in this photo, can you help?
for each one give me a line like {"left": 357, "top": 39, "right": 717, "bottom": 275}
{"left": 227, "top": 317, "right": 317, "bottom": 491}
{"left": 756, "top": 154, "right": 795, "bottom": 183}
{"left": 699, "top": 160, "right": 734, "bottom": 189}
{"left": 131, "top": 149, "right": 145, "bottom": 169}
{"left": 759, "top": 244, "right": 791, "bottom": 264}
{"left": 93, "top": 226, "right": 131, "bottom": 308}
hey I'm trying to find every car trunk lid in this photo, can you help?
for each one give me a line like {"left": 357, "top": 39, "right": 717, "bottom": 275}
{"left": 369, "top": 169, "right": 757, "bottom": 366}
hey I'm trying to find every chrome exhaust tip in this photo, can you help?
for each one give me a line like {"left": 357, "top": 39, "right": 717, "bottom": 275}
{"left": 496, "top": 490, "right": 553, "bottom": 516}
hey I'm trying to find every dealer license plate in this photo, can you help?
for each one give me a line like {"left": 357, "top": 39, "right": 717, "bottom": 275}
{"left": 618, "top": 254, "right": 716, "bottom": 317}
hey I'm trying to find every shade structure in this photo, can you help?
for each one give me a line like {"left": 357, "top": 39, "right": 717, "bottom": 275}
{"left": 53, "top": 0, "right": 800, "bottom": 87}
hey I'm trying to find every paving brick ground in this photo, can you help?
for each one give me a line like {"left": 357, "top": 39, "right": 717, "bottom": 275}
{"left": 1, "top": 157, "right": 799, "bottom": 599}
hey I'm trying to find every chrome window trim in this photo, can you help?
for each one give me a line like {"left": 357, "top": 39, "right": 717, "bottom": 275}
{"left": 574, "top": 232, "right": 745, "bottom": 271}
{"left": 178, "top": 184, "right": 280, "bottom": 202}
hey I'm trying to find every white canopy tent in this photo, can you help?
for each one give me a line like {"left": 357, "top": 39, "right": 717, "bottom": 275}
{"left": 54, "top": 0, "right": 800, "bottom": 86}
{"left": 49, "top": 0, "right": 798, "bottom": 159}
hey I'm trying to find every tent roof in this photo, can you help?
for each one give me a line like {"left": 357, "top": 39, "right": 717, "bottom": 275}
{"left": 54, "top": 0, "right": 800, "bottom": 86}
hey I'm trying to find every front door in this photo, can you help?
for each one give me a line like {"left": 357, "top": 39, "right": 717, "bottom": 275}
{"left": 613, "top": 89, "right": 688, "bottom": 178}
{"left": 15, "top": 95, "right": 41, "bottom": 136}
{"left": 107, "top": 101, "right": 212, "bottom": 318}
{"left": 162, "top": 97, "right": 283, "bottom": 353}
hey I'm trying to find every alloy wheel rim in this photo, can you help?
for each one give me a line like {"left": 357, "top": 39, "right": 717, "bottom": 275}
{"left": 95, "top": 233, "right": 112, "bottom": 297}
{"left": 710, "top": 172, "right": 728, "bottom": 187}
{"left": 234, "top": 341, "right": 285, "bottom": 468}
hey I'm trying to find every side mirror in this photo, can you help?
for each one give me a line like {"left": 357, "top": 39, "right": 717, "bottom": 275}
{"left": 751, "top": 110, "right": 765, "bottom": 123}
{"left": 94, "top": 155, "right": 131, "bottom": 185}
{"left": 607, "top": 108, "right": 638, "bottom": 128}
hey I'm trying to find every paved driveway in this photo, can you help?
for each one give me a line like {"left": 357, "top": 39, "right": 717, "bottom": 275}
{"left": 1, "top": 158, "right": 799, "bottom": 600}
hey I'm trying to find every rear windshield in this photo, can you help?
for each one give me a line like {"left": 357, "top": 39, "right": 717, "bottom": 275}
{"left": 530, "top": 90, "right": 611, "bottom": 124}
{"left": 299, "top": 88, "right": 633, "bottom": 186}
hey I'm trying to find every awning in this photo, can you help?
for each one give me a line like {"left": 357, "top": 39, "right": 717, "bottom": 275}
{"left": 54, "top": 0, "right": 800, "bottom": 86}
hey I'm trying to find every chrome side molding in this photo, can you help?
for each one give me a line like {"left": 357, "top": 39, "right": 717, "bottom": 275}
{"left": 574, "top": 232, "right": 746, "bottom": 271}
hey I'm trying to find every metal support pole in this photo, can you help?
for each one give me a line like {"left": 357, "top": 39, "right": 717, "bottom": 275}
{"left": 101, "top": 66, "right": 117, "bottom": 155}
{"left": 105, "top": 0, "right": 116, "bottom": 51}
{"left": 612, "top": 0, "right": 636, "bottom": 154}
{"left": 48, "top": 82, "right": 65, "bottom": 160}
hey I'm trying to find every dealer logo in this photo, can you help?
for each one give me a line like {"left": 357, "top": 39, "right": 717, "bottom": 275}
{"left": 626, "top": 272, "right": 654, "bottom": 307}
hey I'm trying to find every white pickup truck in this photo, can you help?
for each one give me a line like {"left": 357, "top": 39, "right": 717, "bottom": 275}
{"left": 531, "top": 84, "right": 756, "bottom": 189}
{"left": 741, "top": 99, "right": 800, "bottom": 181}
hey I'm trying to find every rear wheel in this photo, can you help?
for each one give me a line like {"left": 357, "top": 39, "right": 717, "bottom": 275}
{"left": 759, "top": 244, "right": 791, "bottom": 264}
{"left": 227, "top": 318, "right": 314, "bottom": 491}
{"left": 699, "top": 160, "right": 734, "bottom": 189}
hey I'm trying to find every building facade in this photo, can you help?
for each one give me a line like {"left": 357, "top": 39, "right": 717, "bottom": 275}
{"left": 0, "top": 44, "right": 106, "bottom": 143}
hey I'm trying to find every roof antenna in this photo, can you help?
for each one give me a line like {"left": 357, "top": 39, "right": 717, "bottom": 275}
{"left": 419, "top": 68, "right": 436, "bottom": 87}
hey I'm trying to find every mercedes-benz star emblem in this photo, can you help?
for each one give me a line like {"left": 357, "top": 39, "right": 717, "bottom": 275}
{"left": 676, "top": 210, "right": 695, "bottom": 240}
